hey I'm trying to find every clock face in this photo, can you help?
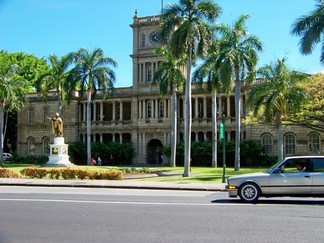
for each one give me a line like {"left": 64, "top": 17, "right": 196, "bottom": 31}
{"left": 149, "top": 32, "right": 160, "bottom": 44}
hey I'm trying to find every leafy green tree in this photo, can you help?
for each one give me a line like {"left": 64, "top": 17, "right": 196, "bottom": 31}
{"left": 67, "top": 48, "right": 117, "bottom": 165}
{"left": 193, "top": 40, "right": 233, "bottom": 167}
{"left": 160, "top": 0, "right": 222, "bottom": 176}
{"left": 153, "top": 47, "right": 185, "bottom": 167}
{"left": 247, "top": 58, "right": 310, "bottom": 161}
{"left": 215, "top": 14, "right": 263, "bottom": 171}
{"left": 291, "top": 1, "right": 324, "bottom": 64}
{"left": 289, "top": 73, "right": 324, "bottom": 132}
{"left": 0, "top": 54, "right": 29, "bottom": 165}
{"left": 37, "top": 54, "right": 74, "bottom": 115}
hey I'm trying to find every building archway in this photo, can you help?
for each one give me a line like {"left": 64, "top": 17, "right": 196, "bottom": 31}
{"left": 146, "top": 139, "right": 163, "bottom": 164}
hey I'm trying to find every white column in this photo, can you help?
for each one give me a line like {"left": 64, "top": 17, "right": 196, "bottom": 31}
{"left": 195, "top": 97, "right": 198, "bottom": 118}
{"left": 139, "top": 100, "right": 142, "bottom": 119}
{"left": 100, "top": 102, "right": 103, "bottom": 121}
{"left": 155, "top": 99, "right": 158, "bottom": 118}
{"left": 203, "top": 97, "right": 207, "bottom": 118}
{"left": 120, "top": 101, "right": 123, "bottom": 121}
{"left": 119, "top": 133, "right": 122, "bottom": 144}
{"left": 93, "top": 103, "right": 96, "bottom": 121}
{"left": 112, "top": 101, "right": 116, "bottom": 120}
{"left": 164, "top": 99, "right": 167, "bottom": 118}
{"left": 218, "top": 97, "right": 222, "bottom": 117}
{"left": 143, "top": 100, "right": 146, "bottom": 119}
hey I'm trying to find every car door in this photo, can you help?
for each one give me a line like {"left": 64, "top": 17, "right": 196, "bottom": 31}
{"left": 310, "top": 158, "right": 324, "bottom": 194}
{"left": 268, "top": 158, "right": 312, "bottom": 195}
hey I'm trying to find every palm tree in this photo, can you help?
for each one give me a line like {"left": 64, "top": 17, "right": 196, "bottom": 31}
{"left": 67, "top": 48, "right": 117, "bottom": 165}
{"left": 153, "top": 47, "right": 186, "bottom": 167}
{"left": 247, "top": 58, "right": 310, "bottom": 161}
{"left": 38, "top": 54, "right": 73, "bottom": 115}
{"left": 215, "top": 14, "right": 263, "bottom": 171}
{"left": 160, "top": 0, "right": 222, "bottom": 177}
{"left": 0, "top": 62, "right": 27, "bottom": 165}
{"left": 291, "top": 1, "right": 324, "bottom": 64}
{"left": 193, "top": 40, "right": 233, "bottom": 167}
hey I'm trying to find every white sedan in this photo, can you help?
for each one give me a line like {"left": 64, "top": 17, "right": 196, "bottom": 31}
{"left": 226, "top": 156, "right": 324, "bottom": 202}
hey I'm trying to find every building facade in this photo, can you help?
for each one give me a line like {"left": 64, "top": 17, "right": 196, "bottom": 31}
{"left": 16, "top": 13, "right": 323, "bottom": 164}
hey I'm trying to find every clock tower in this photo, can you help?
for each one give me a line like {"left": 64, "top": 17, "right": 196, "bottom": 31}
{"left": 130, "top": 11, "right": 164, "bottom": 91}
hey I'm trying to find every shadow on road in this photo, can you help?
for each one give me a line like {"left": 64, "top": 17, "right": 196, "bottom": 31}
{"left": 211, "top": 198, "right": 324, "bottom": 205}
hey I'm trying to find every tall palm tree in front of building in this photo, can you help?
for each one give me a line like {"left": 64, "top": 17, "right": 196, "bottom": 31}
{"left": 153, "top": 47, "right": 186, "bottom": 167}
{"left": 291, "top": 1, "right": 324, "bottom": 64}
{"left": 38, "top": 54, "right": 73, "bottom": 116}
{"left": 193, "top": 40, "right": 233, "bottom": 167}
{"left": 215, "top": 14, "right": 263, "bottom": 171}
{"left": 247, "top": 58, "right": 310, "bottom": 162}
{"left": 160, "top": 0, "right": 222, "bottom": 176}
{"left": 68, "top": 48, "right": 117, "bottom": 165}
{"left": 0, "top": 60, "right": 27, "bottom": 165}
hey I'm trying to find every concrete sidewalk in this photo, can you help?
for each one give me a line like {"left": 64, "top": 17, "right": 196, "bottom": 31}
{"left": 0, "top": 178, "right": 226, "bottom": 191}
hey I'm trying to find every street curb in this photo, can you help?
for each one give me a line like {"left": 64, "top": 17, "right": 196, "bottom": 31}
{"left": 0, "top": 179, "right": 226, "bottom": 192}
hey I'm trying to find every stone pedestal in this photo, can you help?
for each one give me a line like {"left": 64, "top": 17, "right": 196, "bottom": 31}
{"left": 45, "top": 137, "right": 74, "bottom": 167}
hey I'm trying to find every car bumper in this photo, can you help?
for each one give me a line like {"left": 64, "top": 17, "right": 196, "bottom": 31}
{"left": 226, "top": 185, "right": 238, "bottom": 197}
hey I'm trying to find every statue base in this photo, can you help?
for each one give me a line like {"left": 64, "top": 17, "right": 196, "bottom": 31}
{"left": 45, "top": 137, "right": 75, "bottom": 167}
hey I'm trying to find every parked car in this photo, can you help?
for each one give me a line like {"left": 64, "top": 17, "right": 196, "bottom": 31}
{"left": 3, "top": 153, "right": 12, "bottom": 161}
{"left": 226, "top": 156, "right": 324, "bottom": 202}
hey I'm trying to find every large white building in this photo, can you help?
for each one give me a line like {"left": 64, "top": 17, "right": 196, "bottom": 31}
{"left": 16, "top": 13, "right": 323, "bottom": 164}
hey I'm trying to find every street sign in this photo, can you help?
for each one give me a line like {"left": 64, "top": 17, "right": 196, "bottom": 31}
{"left": 220, "top": 122, "right": 224, "bottom": 139}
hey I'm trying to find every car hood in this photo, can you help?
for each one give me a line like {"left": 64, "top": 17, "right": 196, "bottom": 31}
{"left": 228, "top": 172, "right": 269, "bottom": 181}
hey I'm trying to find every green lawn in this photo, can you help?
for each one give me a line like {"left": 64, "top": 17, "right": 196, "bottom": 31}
{"left": 2, "top": 163, "right": 265, "bottom": 183}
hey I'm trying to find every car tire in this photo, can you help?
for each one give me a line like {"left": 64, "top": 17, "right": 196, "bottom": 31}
{"left": 238, "top": 183, "right": 260, "bottom": 203}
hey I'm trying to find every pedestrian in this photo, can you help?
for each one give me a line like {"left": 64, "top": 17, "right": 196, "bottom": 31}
{"left": 91, "top": 157, "right": 96, "bottom": 166}
{"left": 97, "top": 157, "right": 102, "bottom": 166}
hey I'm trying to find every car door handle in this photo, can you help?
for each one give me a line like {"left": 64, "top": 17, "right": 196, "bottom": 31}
{"left": 304, "top": 175, "right": 311, "bottom": 178}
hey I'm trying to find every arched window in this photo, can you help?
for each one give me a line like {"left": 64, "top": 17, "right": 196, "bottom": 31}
{"left": 28, "top": 107, "right": 35, "bottom": 124}
{"left": 42, "top": 137, "right": 50, "bottom": 155}
{"left": 285, "top": 133, "right": 296, "bottom": 156}
{"left": 141, "top": 33, "right": 146, "bottom": 47}
{"left": 309, "top": 133, "right": 320, "bottom": 154}
{"left": 261, "top": 133, "right": 273, "bottom": 155}
{"left": 27, "top": 137, "right": 36, "bottom": 155}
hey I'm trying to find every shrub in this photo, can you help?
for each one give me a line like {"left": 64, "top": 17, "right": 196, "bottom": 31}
{"left": 60, "top": 168, "right": 76, "bottom": 180}
{"left": 0, "top": 168, "right": 20, "bottom": 178}
{"left": 48, "top": 169, "right": 61, "bottom": 179}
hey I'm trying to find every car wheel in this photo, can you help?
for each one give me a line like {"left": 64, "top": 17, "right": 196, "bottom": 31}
{"left": 238, "top": 183, "right": 260, "bottom": 203}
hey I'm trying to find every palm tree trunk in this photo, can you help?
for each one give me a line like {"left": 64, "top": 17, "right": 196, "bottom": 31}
{"left": 183, "top": 53, "right": 192, "bottom": 177}
{"left": 212, "top": 88, "right": 217, "bottom": 167}
{"left": 234, "top": 69, "right": 241, "bottom": 171}
{"left": 277, "top": 113, "right": 283, "bottom": 162}
{"left": 170, "top": 86, "right": 177, "bottom": 167}
{"left": 86, "top": 89, "right": 92, "bottom": 165}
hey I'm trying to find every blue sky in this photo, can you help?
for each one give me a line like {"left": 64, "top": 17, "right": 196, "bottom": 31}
{"left": 1, "top": 0, "right": 323, "bottom": 88}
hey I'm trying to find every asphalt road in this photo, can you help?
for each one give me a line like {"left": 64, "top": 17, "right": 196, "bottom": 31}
{"left": 1, "top": 186, "right": 324, "bottom": 243}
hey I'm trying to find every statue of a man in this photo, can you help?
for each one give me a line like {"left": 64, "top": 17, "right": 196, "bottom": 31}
{"left": 48, "top": 112, "right": 63, "bottom": 137}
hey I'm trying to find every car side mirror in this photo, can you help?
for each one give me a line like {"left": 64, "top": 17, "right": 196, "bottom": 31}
{"left": 274, "top": 168, "right": 282, "bottom": 174}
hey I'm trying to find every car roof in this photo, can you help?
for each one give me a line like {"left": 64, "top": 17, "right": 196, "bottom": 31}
{"left": 285, "top": 156, "right": 324, "bottom": 159}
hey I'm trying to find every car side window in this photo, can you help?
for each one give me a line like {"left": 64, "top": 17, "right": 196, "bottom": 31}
{"left": 281, "top": 159, "right": 310, "bottom": 173}
{"left": 312, "top": 158, "right": 324, "bottom": 172}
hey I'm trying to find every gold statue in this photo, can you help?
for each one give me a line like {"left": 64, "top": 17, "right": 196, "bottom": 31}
{"left": 48, "top": 112, "right": 63, "bottom": 137}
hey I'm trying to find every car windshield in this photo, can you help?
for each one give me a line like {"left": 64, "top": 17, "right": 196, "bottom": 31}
{"left": 264, "top": 161, "right": 282, "bottom": 173}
